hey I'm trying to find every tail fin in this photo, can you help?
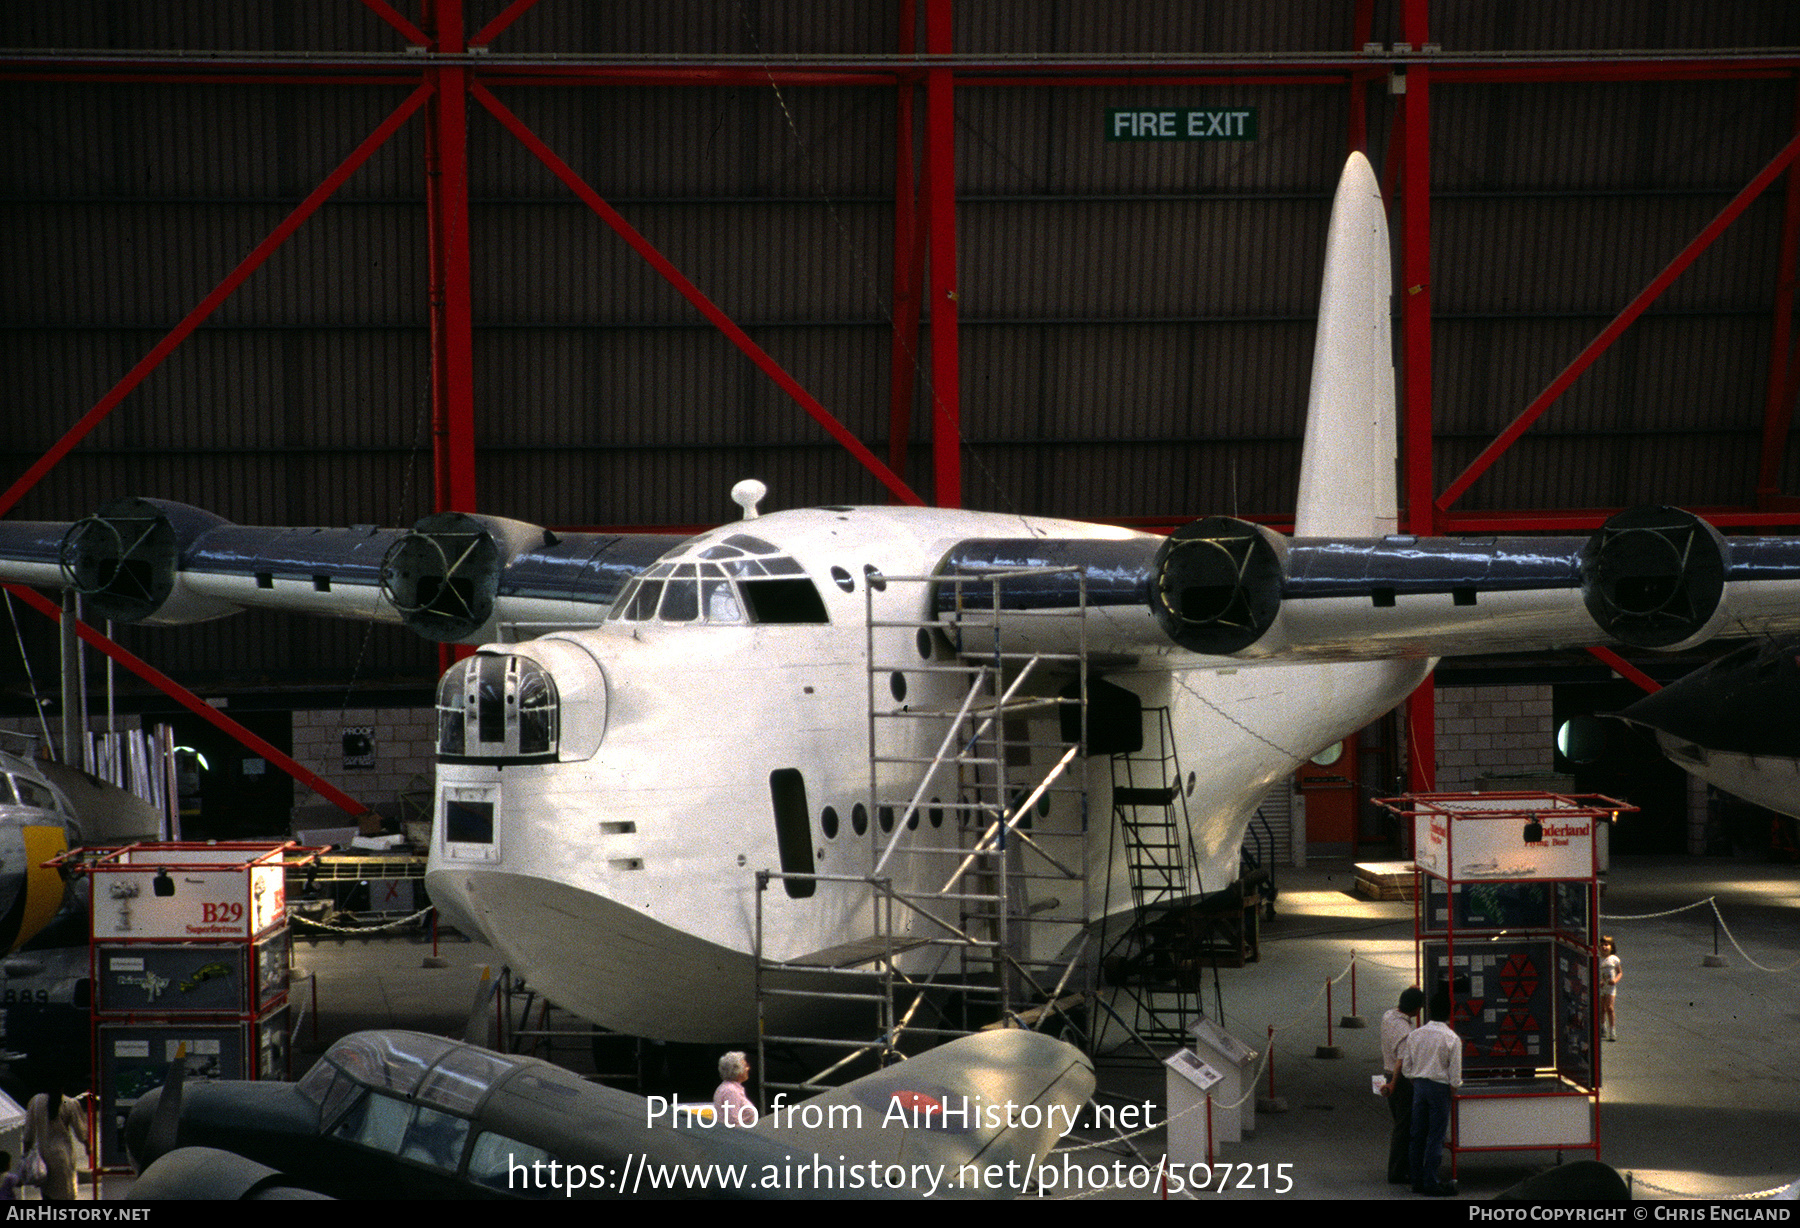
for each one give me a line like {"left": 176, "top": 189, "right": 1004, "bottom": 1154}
{"left": 1293, "top": 152, "right": 1397, "bottom": 539}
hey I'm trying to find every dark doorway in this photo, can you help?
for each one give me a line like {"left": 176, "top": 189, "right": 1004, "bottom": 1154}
{"left": 153, "top": 710, "right": 295, "bottom": 840}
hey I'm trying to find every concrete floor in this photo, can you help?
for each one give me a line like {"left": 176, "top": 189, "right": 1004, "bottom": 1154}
{"left": 1058, "top": 855, "right": 1800, "bottom": 1200}
{"left": 86, "top": 853, "right": 1800, "bottom": 1200}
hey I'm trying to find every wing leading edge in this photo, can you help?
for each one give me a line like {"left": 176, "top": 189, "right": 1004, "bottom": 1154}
{"left": 938, "top": 505, "right": 1800, "bottom": 663}
{"left": 0, "top": 497, "right": 686, "bottom": 643}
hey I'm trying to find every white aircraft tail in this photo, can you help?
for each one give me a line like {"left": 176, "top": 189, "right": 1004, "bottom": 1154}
{"left": 1293, "top": 152, "right": 1397, "bottom": 539}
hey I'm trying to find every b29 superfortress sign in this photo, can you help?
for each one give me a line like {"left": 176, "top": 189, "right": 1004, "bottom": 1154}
{"left": 1107, "top": 108, "right": 1258, "bottom": 140}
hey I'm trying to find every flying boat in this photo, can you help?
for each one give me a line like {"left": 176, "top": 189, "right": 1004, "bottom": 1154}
{"left": 4, "top": 155, "right": 1800, "bottom": 1042}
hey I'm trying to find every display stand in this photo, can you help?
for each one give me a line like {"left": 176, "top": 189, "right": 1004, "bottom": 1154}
{"left": 1374, "top": 793, "right": 1634, "bottom": 1174}
{"left": 49, "top": 841, "right": 320, "bottom": 1170}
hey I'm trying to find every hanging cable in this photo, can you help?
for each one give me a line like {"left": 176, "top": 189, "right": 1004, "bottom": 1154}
{"left": 3, "top": 588, "right": 56, "bottom": 749}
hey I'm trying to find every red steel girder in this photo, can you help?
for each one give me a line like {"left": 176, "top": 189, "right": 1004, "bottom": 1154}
{"left": 360, "top": 0, "right": 429, "bottom": 47}
{"left": 1400, "top": 0, "right": 1437, "bottom": 794}
{"left": 6, "top": 48, "right": 1798, "bottom": 90}
{"left": 4, "top": 585, "right": 371, "bottom": 818}
{"left": 1585, "top": 646, "right": 1661, "bottom": 696}
{"left": 1346, "top": 0, "right": 1377, "bottom": 154}
{"left": 925, "top": 0, "right": 960, "bottom": 508}
{"left": 469, "top": 0, "right": 543, "bottom": 49}
{"left": 1399, "top": 1, "right": 1436, "bottom": 538}
{"left": 424, "top": 0, "right": 477, "bottom": 516}
{"left": 470, "top": 81, "right": 923, "bottom": 506}
{"left": 1758, "top": 77, "right": 1800, "bottom": 507}
{"left": 1438, "top": 125, "right": 1800, "bottom": 514}
{"left": 1444, "top": 507, "right": 1800, "bottom": 534}
{"left": 889, "top": 0, "right": 924, "bottom": 487}
{"left": 0, "top": 83, "right": 435, "bottom": 519}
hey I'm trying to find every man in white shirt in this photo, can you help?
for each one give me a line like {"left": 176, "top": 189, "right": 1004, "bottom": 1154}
{"left": 1394, "top": 991, "right": 1462, "bottom": 1196}
{"left": 1379, "top": 987, "right": 1426, "bottom": 1184}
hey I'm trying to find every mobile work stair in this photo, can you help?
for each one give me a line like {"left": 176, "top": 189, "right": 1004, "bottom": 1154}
{"left": 753, "top": 566, "right": 1096, "bottom": 1098}
{"left": 1096, "top": 707, "right": 1261, "bottom": 1052}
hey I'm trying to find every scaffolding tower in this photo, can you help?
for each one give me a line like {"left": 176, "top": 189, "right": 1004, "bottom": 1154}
{"left": 754, "top": 566, "right": 1095, "bottom": 1097}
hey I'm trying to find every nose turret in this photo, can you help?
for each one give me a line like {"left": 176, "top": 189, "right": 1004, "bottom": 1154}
{"left": 435, "top": 652, "right": 561, "bottom": 764}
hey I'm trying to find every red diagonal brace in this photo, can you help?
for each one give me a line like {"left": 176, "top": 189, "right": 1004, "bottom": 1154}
{"left": 1438, "top": 127, "right": 1800, "bottom": 513}
{"left": 0, "top": 84, "right": 435, "bottom": 519}
{"left": 1586, "top": 646, "right": 1661, "bottom": 695}
{"left": 4, "top": 585, "right": 371, "bottom": 817}
{"left": 471, "top": 82, "right": 923, "bottom": 507}
{"left": 359, "top": 0, "right": 431, "bottom": 46}
{"left": 471, "top": 0, "right": 543, "bottom": 48}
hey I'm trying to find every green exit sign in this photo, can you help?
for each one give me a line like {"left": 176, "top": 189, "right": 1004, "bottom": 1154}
{"left": 1107, "top": 108, "right": 1258, "bottom": 141}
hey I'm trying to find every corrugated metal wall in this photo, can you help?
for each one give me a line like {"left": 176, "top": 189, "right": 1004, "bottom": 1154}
{"left": 2, "top": 2, "right": 1797, "bottom": 696}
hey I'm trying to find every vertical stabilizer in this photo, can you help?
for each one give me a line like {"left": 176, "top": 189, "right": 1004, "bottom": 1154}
{"left": 1293, "top": 153, "right": 1396, "bottom": 538}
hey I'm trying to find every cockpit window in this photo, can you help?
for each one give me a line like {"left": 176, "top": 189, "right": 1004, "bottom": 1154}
{"left": 324, "top": 1031, "right": 455, "bottom": 1096}
{"left": 417, "top": 1045, "right": 515, "bottom": 1116}
{"left": 469, "top": 1133, "right": 558, "bottom": 1197}
{"left": 658, "top": 578, "right": 699, "bottom": 622}
{"left": 721, "top": 534, "right": 780, "bottom": 555}
{"left": 11, "top": 777, "right": 57, "bottom": 811}
{"left": 610, "top": 553, "right": 827, "bottom": 626}
{"left": 741, "top": 578, "right": 830, "bottom": 624}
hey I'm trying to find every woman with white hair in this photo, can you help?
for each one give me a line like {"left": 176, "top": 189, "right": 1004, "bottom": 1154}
{"left": 713, "top": 1051, "right": 756, "bottom": 1126}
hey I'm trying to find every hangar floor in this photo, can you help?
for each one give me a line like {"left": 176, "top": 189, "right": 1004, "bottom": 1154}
{"left": 92, "top": 855, "right": 1797, "bottom": 1201}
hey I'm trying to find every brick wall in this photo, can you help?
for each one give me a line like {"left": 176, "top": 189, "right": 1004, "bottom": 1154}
{"left": 290, "top": 707, "right": 436, "bottom": 818}
{"left": 1432, "top": 684, "right": 1556, "bottom": 790}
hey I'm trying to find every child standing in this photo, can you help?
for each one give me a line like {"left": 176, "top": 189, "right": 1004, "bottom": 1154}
{"left": 1599, "top": 935, "right": 1622, "bottom": 1041}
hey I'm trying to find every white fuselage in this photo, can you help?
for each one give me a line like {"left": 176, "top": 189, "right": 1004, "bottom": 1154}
{"left": 424, "top": 507, "right": 1427, "bottom": 1041}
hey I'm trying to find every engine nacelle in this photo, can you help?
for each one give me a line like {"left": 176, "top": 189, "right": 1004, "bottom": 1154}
{"left": 380, "top": 512, "right": 558, "bottom": 642}
{"left": 1580, "top": 506, "right": 1728, "bottom": 650}
{"left": 58, "top": 498, "right": 235, "bottom": 624}
{"left": 1151, "top": 516, "right": 1286, "bottom": 655}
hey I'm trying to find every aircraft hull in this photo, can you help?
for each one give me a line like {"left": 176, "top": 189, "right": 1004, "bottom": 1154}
{"left": 1650, "top": 733, "right": 1800, "bottom": 822}
{"left": 425, "top": 634, "right": 1430, "bottom": 1043}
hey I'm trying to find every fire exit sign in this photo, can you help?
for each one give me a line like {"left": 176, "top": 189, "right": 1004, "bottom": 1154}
{"left": 1107, "top": 108, "right": 1258, "bottom": 141}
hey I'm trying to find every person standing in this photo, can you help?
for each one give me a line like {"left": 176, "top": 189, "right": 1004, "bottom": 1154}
{"left": 1391, "top": 992, "right": 1462, "bottom": 1196}
{"left": 23, "top": 1089, "right": 87, "bottom": 1202}
{"left": 1380, "top": 987, "right": 1426, "bottom": 1184}
{"left": 1599, "top": 936, "right": 1622, "bottom": 1041}
{"left": 712, "top": 1050, "right": 757, "bottom": 1126}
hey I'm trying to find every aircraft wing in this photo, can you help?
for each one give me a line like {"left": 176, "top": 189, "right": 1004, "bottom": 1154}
{"left": 0, "top": 497, "right": 686, "bottom": 643}
{"left": 942, "top": 505, "right": 1800, "bottom": 663}
{"left": 749, "top": 1028, "right": 1095, "bottom": 1199}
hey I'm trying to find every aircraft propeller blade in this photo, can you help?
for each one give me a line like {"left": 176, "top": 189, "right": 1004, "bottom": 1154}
{"left": 137, "top": 1041, "right": 188, "bottom": 1169}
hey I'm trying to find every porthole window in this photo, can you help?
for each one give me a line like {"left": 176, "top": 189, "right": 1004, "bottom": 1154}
{"left": 821, "top": 806, "right": 839, "bottom": 839}
{"left": 890, "top": 672, "right": 907, "bottom": 702}
{"left": 830, "top": 566, "right": 854, "bottom": 593}
{"left": 851, "top": 803, "right": 869, "bottom": 835}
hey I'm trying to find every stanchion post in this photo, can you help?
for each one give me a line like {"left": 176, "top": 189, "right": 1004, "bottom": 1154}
{"left": 1267, "top": 1024, "right": 1276, "bottom": 1098}
{"left": 1317, "top": 977, "right": 1343, "bottom": 1057}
